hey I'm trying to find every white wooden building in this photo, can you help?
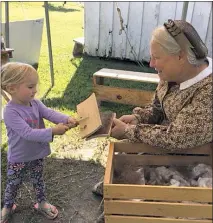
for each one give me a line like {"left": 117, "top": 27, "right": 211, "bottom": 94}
{"left": 84, "top": 2, "right": 212, "bottom": 62}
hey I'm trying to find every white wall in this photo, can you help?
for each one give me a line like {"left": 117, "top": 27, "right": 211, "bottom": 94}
{"left": 186, "top": 2, "right": 212, "bottom": 58}
{"left": 84, "top": 2, "right": 212, "bottom": 61}
{"left": 1, "top": 18, "right": 44, "bottom": 65}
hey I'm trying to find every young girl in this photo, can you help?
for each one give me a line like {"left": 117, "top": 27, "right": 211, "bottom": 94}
{"left": 1, "top": 62, "right": 78, "bottom": 222}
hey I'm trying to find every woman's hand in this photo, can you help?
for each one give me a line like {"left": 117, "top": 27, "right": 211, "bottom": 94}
{"left": 111, "top": 118, "right": 128, "bottom": 140}
{"left": 66, "top": 117, "right": 79, "bottom": 129}
{"left": 52, "top": 123, "right": 69, "bottom": 135}
{"left": 133, "top": 107, "right": 142, "bottom": 114}
{"left": 119, "top": 114, "right": 138, "bottom": 125}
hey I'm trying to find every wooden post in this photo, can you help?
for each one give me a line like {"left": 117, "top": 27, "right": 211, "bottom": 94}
{"left": 44, "top": 1, "right": 54, "bottom": 87}
{"left": 5, "top": 2, "right": 10, "bottom": 48}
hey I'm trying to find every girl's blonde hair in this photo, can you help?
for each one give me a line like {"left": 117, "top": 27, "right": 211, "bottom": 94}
{"left": 151, "top": 26, "right": 204, "bottom": 66}
{"left": 1, "top": 62, "right": 37, "bottom": 92}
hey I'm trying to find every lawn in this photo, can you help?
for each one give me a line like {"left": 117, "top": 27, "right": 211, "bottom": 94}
{"left": 1, "top": 2, "right": 156, "bottom": 222}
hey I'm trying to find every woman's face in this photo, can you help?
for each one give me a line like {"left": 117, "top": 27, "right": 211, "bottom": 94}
{"left": 150, "top": 41, "right": 183, "bottom": 82}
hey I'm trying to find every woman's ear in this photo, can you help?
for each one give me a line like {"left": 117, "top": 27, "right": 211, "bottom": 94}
{"left": 178, "top": 50, "right": 186, "bottom": 64}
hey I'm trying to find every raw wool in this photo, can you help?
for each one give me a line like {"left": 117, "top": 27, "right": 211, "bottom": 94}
{"left": 191, "top": 163, "right": 212, "bottom": 179}
{"left": 189, "top": 179, "right": 198, "bottom": 187}
{"left": 190, "top": 163, "right": 212, "bottom": 188}
{"left": 145, "top": 166, "right": 190, "bottom": 186}
{"left": 145, "top": 167, "right": 167, "bottom": 185}
{"left": 170, "top": 179, "right": 181, "bottom": 187}
{"left": 135, "top": 168, "right": 146, "bottom": 184}
{"left": 113, "top": 164, "right": 146, "bottom": 185}
{"left": 113, "top": 163, "right": 212, "bottom": 188}
{"left": 155, "top": 166, "right": 173, "bottom": 181}
{"left": 198, "top": 177, "right": 212, "bottom": 187}
{"left": 168, "top": 166, "right": 191, "bottom": 186}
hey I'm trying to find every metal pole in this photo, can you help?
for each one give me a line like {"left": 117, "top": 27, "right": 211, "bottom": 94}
{"left": 0, "top": 2, "right": 2, "bottom": 32}
{"left": 44, "top": 1, "right": 54, "bottom": 87}
{"left": 5, "top": 2, "right": 9, "bottom": 48}
{"left": 181, "top": 2, "right": 189, "bottom": 21}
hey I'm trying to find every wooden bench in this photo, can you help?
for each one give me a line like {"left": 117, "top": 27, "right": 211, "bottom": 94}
{"left": 72, "top": 37, "right": 84, "bottom": 57}
{"left": 93, "top": 68, "right": 159, "bottom": 106}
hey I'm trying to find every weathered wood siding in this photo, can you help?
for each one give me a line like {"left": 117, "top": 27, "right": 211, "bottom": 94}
{"left": 84, "top": 2, "right": 212, "bottom": 61}
{"left": 186, "top": 2, "right": 212, "bottom": 59}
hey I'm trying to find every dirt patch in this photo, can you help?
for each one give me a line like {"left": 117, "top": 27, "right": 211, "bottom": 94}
{"left": 8, "top": 158, "right": 104, "bottom": 223}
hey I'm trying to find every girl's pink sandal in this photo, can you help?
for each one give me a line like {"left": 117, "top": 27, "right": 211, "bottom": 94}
{"left": 1, "top": 204, "right": 17, "bottom": 223}
{"left": 34, "top": 202, "right": 58, "bottom": 220}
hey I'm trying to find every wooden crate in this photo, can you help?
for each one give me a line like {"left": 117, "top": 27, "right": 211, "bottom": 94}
{"left": 104, "top": 142, "right": 212, "bottom": 223}
{"left": 93, "top": 68, "right": 159, "bottom": 106}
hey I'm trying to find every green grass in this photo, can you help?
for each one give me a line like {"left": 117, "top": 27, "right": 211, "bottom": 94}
{"left": 1, "top": 2, "right": 155, "bottom": 147}
{"left": 1, "top": 2, "right": 156, "bottom": 210}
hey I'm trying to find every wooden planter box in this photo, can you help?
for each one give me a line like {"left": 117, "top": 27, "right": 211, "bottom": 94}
{"left": 104, "top": 142, "right": 212, "bottom": 223}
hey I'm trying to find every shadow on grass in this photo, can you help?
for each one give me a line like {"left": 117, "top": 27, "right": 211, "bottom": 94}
{"left": 42, "top": 3, "right": 80, "bottom": 13}
{"left": 1, "top": 148, "right": 104, "bottom": 223}
{"left": 42, "top": 55, "right": 158, "bottom": 117}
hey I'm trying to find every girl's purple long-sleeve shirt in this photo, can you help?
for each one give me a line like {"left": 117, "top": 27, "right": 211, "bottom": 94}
{"left": 3, "top": 99, "right": 69, "bottom": 163}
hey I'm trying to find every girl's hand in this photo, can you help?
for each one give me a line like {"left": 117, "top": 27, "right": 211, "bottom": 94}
{"left": 67, "top": 117, "right": 79, "bottom": 129}
{"left": 52, "top": 123, "right": 69, "bottom": 135}
{"left": 119, "top": 115, "right": 138, "bottom": 125}
{"left": 111, "top": 118, "right": 127, "bottom": 140}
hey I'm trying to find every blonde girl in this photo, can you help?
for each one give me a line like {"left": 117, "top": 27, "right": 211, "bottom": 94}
{"left": 1, "top": 62, "right": 77, "bottom": 222}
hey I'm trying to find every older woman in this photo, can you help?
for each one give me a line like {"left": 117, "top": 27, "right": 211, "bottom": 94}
{"left": 111, "top": 19, "right": 212, "bottom": 150}
{"left": 94, "top": 19, "right": 212, "bottom": 223}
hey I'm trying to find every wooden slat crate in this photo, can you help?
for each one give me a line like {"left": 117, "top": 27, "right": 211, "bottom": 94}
{"left": 104, "top": 142, "right": 212, "bottom": 223}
